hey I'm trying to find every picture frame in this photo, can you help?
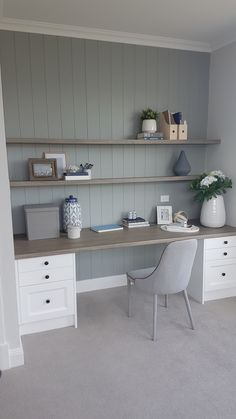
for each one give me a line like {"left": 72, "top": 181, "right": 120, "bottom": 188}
{"left": 157, "top": 205, "right": 173, "bottom": 224}
{"left": 28, "top": 158, "right": 57, "bottom": 181}
{"left": 44, "top": 152, "right": 66, "bottom": 179}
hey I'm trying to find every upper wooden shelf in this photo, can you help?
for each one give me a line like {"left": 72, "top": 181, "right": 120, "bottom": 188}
{"left": 6, "top": 138, "right": 221, "bottom": 146}
{"left": 10, "top": 175, "right": 198, "bottom": 188}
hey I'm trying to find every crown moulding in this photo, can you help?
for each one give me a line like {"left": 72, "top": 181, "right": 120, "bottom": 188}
{"left": 0, "top": 17, "right": 211, "bottom": 52}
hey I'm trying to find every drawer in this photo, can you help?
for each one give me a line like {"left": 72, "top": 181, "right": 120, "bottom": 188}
{"left": 205, "top": 236, "right": 236, "bottom": 250}
{"left": 19, "top": 280, "right": 74, "bottom": 324}
{"left": 18, "top": 254, "right": 74, "bottom": 273}
{"left": 18, "top": 266, "right": 74, "bottom": 287}
{"left": 205, "top": 247, "right": 236, "bottom": 261}
{"left": 205, "top": 262, "right": 236, "bottom": 291}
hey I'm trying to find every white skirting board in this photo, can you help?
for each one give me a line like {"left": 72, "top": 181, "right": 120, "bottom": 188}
{"left": 0, "top": 339, "right": 24, "bottom": 370}
{"left": 76, "top": 274, "right": 127, "bottom": 293}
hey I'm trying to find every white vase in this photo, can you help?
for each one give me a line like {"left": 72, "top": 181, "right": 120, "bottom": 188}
{"left": 142, "top": 119, "right": 157, "bottom": 133}
{"left": 200, "top": 195, "right": 226, "bottom": 228}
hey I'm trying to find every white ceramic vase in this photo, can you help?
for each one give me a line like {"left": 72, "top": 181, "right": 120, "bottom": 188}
{"left": 200, "top": 195, "right": 226, "bottom": 228}
{"left": 142, "top": 119, "right": 157, "bottom": 133}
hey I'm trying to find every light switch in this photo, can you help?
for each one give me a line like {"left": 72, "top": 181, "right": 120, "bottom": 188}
{"left": 160, "top": 195, "right": 169, "bottom": 203}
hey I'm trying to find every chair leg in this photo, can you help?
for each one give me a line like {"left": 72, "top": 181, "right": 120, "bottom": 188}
{"left": 153, "top": 294, "right": 158, "bottom": 341}
{"left": 127, "top": 278, "right": 133, "bottom": 317}
{"left": 183, "top": 289, "right": 195, "bottom": 330}
{"left": 165, "top": 294, "right": 168, "bottom": 308}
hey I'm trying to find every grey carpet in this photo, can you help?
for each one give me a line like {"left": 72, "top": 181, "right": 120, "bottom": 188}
{"left": 1, "top": 287, "right": 236, "bottom": 419}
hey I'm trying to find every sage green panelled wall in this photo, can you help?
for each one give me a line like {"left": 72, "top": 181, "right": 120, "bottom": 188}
{"left": 0, "top": 31, "right": 210, "bottom": 280}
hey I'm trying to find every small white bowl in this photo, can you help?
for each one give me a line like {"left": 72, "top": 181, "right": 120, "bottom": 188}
{"left": 67, "top": 226, "right": 81, "bottom": 239}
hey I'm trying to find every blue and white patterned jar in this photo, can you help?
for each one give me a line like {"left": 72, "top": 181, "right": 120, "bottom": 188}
{"left": 63, "top": 195, "right": 82, "bottom": 232}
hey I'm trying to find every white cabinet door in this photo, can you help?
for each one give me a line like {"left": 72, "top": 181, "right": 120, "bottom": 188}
{"left": 19, "top": 280, "right": 74, "bottom": 323}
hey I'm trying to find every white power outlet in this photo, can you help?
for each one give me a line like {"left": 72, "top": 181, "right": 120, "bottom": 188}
{"left": 160, "top": 195, "right": 169, "bottom": 203}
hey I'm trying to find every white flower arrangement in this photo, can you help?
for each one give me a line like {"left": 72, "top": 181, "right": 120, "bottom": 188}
{"left": 190, "top": 170, "right": 232, "bottom": 202}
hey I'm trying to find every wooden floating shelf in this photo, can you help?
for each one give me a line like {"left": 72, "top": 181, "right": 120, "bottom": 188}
{"left": 10, "top": 175, "right": 198, "bottom": 188}
{"left": 6, "top": 138, "right": 221, "bottom": 146}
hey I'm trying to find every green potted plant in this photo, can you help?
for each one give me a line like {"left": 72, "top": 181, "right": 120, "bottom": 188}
{"left": 141, "top": 108, "right": 158, "bottom": 133}
{"left": 190, "top": 170, "right": 232, "bottom": 227}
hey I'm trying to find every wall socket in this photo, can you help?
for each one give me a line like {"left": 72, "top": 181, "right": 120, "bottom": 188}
{"left": 160, "top": 195, "right": 170, "bottom": 203}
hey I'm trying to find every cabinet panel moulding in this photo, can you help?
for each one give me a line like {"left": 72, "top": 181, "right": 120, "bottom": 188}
{"left": 6, "top": 138, "right": 221, "bottom": 145}
{"left": 10, "top": 175, "right": 198, "bottom": 188}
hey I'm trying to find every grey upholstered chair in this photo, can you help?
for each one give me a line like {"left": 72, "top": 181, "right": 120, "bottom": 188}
{"left": 126, "top": 239, "right": 198, "bottom": 341}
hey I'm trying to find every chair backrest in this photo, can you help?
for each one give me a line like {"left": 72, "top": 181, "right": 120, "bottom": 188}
{"left": 153, "top": 239, "right": 197, "bottom": 295}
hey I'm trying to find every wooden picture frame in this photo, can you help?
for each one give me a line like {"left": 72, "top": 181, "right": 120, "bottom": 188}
{"left": 44, "top": 152, "right": 66, "bottom": 179}
{"left": 28, "top": 158, "right": 58, "bottom": 181}
{"left": 157, "top": 205, "right": 173, "bottom": 224}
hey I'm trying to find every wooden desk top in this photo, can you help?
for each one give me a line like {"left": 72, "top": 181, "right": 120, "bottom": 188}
{"left": 14, "top": 224, "right": 236, "bottom": 259}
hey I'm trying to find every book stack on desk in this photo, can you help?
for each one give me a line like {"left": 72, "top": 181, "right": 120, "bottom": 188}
{"left": 122, "top": 217, "right": 150, "bottom": 228}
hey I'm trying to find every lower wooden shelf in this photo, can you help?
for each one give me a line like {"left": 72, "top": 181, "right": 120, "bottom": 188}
{"left": 10, "top": 175, "right": 198, "bottom": 188}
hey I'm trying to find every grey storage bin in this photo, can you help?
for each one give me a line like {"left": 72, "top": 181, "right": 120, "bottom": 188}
{"left": 24, "top": 204, "right": 60, "bottom": 240}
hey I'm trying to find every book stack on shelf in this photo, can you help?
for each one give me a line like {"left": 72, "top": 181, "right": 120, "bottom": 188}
{"left": 137, "top": 132, "right": 164, "bottom": 140}
{"left": 122, "top": 217, "right": 150, "bottom": 228}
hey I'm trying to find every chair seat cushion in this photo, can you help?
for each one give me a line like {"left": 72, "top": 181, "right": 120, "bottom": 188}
{"left": 127, "top": 267, "right": 156, "bottom": 294}
{"left": 127, "top": 267, "right": 156, "bottom": 280}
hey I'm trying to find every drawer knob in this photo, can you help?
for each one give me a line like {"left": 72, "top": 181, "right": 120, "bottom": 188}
{"left": 45, "top": 299, "right": 51, "bottom": 304}
{"left": 224, "top": 241, "right": 228, "bottom": 244}
{"left": 45, "top": 275, "right": 50, "bottom": 279}
{"left": 222, "top": 273, "right": 226, "bottom": 277}
{"left": 44, "top": 261, "right": 49, "bottom": 266}
{"left": 224, "top": 252, "right": 228, "bottom": 256}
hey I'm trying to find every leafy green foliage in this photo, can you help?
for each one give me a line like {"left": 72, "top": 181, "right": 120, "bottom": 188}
{"left": 140, "top": 108, "right": 158, "bottom": 120}
{"left": 190, "top": 172, "right": 232, "bottom": 202}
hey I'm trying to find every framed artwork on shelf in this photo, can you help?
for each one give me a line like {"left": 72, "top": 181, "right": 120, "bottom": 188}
{"left": 157, "top": 205, "right": 173, "bottom": 224}
{"left": 28, "top": 158, "right": 57, "bottom": 181}
{"left": 44, "top": 152, "right": 66, "bottom": 179}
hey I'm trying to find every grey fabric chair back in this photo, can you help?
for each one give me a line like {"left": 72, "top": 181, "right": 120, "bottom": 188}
{"left": 153, "top": 239, "right": 197, "bottom": 295}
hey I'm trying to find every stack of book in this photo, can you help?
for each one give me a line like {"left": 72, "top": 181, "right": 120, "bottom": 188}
{"left": 137, "top": 132, "right": 164, "bottom": 140}
{"left": 122, "top": 217, "right": 150, "bottom": 228}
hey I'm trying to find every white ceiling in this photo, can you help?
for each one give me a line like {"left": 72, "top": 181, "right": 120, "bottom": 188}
{"left": 1, "top": 0, "right": 236, "bottom": 51}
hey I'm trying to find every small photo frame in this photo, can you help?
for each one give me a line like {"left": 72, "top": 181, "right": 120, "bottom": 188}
{"left": 28, "top": 158, "right": 57, "bottom": 181}
{"left": 157, "top": 205, "right": 173, "bottom": 224}
{"left": 44, "top": 152, "right": 66, "bottom": 179}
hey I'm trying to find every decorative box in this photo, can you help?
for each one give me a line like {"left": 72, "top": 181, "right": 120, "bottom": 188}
{"left": 24, "top": 204, "right": 60, "bottom": 240}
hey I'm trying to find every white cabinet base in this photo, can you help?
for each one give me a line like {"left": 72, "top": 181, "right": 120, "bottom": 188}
{"left": 20, "top": 315, "right": 75, "bottom": 335}
{"left": 15, "top": 253, "right": 77, "bottom": 335}
{"left": 204, "top": 287, "right": 236, "bottom": 302}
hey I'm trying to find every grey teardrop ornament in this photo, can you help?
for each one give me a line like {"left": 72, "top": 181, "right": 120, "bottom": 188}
{"left": 173, "top": 150, "right": 191, "bottom": 176}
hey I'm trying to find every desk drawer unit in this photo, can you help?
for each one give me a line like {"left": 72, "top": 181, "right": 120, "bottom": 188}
{"left": 204, "top": 236, "right": 236, "bottom": 301}
{"left": 15, "top": 253, "right": 77, "bottom": 335}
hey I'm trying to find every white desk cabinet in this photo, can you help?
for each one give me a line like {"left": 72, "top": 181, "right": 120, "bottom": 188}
{"left": 15, "top": 253, "right": 77, "bottom": 335}
{"left": 189, "top": 236, "right": 236, "bottom": 303}
{"left": 204, "top": 236, "right": 236, "bottom": 301}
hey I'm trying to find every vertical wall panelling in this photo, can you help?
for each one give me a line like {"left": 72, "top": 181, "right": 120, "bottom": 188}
{"left": 14, "top": 33, "right": 34, "bottom": 138}
{"left": 0, "top": 31, "right": 20, "bottom": 138}
{"left": 72, "top": 39, "right": 88, "bottom": 139}
{"left": 29, "top": 34, "right": 49, "bottom": 139}
{"left": 44, "top": 35, "right": 63, "bottom": 139}
{"left": 58, "top": 37, "right": 75, "bottom": 139}
{"left": 1, "top": 31, "right": 210, "bottom": 280}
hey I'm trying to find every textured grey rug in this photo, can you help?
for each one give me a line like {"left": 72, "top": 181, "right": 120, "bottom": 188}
{"left": 1, "top": 287, "right": 236, "bottom": 419}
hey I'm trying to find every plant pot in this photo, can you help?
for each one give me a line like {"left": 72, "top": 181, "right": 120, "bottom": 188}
{"left": 142, "top": 119, "right": 157, "bottom": 133}
{"left": 200, "top": 195, "right": 226, "bottom": 228}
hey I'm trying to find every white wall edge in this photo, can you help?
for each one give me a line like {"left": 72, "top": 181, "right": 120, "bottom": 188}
{"left": 0, "top": 17, "right": 211, "bottom": 52}
{"left": 0, "top": 342, "right": 10, "bottom": 370}
{"left": 77, "top": 274, "right": 127, "bottom": 293}
{"left": 9, "top": 339, "right": 24, "bottom": 369}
